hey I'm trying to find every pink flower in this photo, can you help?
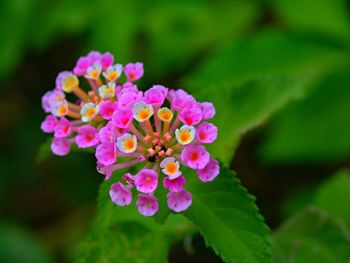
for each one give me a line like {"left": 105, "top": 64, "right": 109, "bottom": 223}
{"left": 181, "top": 144, "right": 210, "bottom": 170}
{"left": 196, "top": 122, "right": 218, "bottom": 144}
{"left": 167, "top": 189, "right": 192, "bottom": 212}
{"left": 100, "top": 52, "right": 114, "bottom": 69}
{"left": 55, "top": 71, "right": 71, "bottom": 90}
{"left": 97, "top": 162, "right": 114, "bottom": 180}
{"left": 134, "top": 169, "right": 158, "bottom": 193}
{"left": 168, "top": 89, "right": 196, "bottom": 111}
{"left": 110, "top": 182, "right": 132, "bottom": 206}
{"left": 118, "top": 90, "right": 143, "bottom": 111}
{"left": 179, "top": 105, "right": 202, "bottom": 126}
{"left": 73, "top": 57, "right": 90, "bottom": 76}
{"left": 163, "top": 175, "right": 186, "bottom": 192}
{"left": 41, "top": 115, "right": 58, "bottom": 133}
{"left": 124, "top": 62, "right": 144, "bottom": 81}
{"left": 116, "top": 82, "right": 138, "bottom": 97}
{"left": 42, "top": 91, "right": 53, "bottom": 113}
{"left": 199, "top": 102, "right": 216, "bottom": 120}
{"left": 99, "top": 100, "right": 118, "bottom": 120}
{"left": 87, "top": 51, "right": 102, "bottom": 63}
{"left": 123, "top": 173, "right": 136, "bottom": 185}
{"left": 99, "top": 121, "right": 118, "bottom": 144}
{"left": 95, "top": 143, "right": 117, "bottom": 166}
{"left": 54, "top": 117, "right": 72, "bottom": 138}
{"left": 76, "top": 125, "right": 99, "bottom": 148}
{"left": 51, "top": 137, "right": 72, "bottom": 156}
{"left": 136, "top": 194, "right": 158, "bottom": 216}
{"left": 196, "top": 159, "right": 220, "bottom": 182}
{"left": 112, "top": 109, "right": 133, "bottom": 129}
{"left": 144, "top": 85, "right": 168, "bottom": 105}
{"left": 48, "top": 90, "right": 66, "bottom": 108}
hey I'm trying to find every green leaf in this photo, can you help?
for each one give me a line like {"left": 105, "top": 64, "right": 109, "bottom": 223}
{"left": 272, "top": 0, "right": 350, "bottom": 39}
{"left": 76, "top": 222, "right": 169, "bottom": 263}
{"left": 0, "top": 221, "right": 53, "bottom": 263}
{"left": 184, "top": 165, "right": 271, "bottom": 263}
{"left": 184, "top": 30, "right": 345, "bottom": 164}
{"left": 272, "top": 206, "right": 350, "bottom": 263}
{"left": 314, "top": 170, "right": 350, "bottom": 228}
{"left": 196, "top": 76, "right": 305, "bottom": 164}
{"left": 259, "top": 65, "right": 350, "bottom": 164}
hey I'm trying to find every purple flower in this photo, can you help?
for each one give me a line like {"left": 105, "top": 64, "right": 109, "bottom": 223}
{"left": 54, "top": 117, "right": 72, "bottom": 138}
{"left": 196, "top": 122, "right": 218, "bottom": 144}
{"left": 196, "top": 159, "right": 220, "bottom": 182}
{"left": 181, "top": 144, "right": 210, "bottom": 170}
{"left": 163, "top": 175, "right": 186, "bottom": 192}
{"left": 51, "top": 137, "right": 72, "bottom": 156}
{"left": 124, "top": 62, "right": 144, "bottom": 81}
{"left": 41, "top": 115, "right": 58, "bottom": 133}
{"left": 167, "top": 189, "right": 192, "bottom": 213}
{"left": 76, "top": 125, "right": 99, "bottom": 148}
{"left": 110, "top": 182, "right": 132, "bottom": 206}
{"left": 95, "top": 143, "right": 117, "bottom": 166}
{"left": 134, "top": 169, "right": 158, "bottom": 194}
{"left": 136, "top": 194, "right": 158, "bottom": 216}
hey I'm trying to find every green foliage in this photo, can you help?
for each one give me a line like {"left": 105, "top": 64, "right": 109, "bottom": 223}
{"left": 314, "top": 170, "right": 350, "bottom": 228}
{"left": 272, "top": 206, "right": 350, "bottom": 263}
{"left": 145, "top": 0, "right": 259, "bottom": 78}
{"left": 0, "top": 0, "right": 259, "bottom": 80}
{"left": 184, "top": 165, "right": 271, "bottom": 262}
{"left": 273, "top": 0, "right": 350, "bottom": 39}
{"left": 260, "top": 65, "right": 350, "bottom": 164}
{"left": 184, "top": 30, "right": 345, "bottom": 164}
{"left": 0, "top": 221, "right": 53, "bottom": 263}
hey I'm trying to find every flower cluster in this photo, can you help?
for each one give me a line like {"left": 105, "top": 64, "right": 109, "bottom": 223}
{"left": 41, "top": 51, "right": 219, "bottom": 216}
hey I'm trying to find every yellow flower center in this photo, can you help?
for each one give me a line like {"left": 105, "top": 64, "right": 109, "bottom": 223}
{"left": 124, "top": 139, "right": 135, "bottom": 151}
{"left": 165, "top": 162, "right": 178, "bottom": 175}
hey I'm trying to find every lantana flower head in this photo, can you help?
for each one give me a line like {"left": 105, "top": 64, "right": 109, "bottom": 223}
{"left": 41, "top": 51, "right": 219, "bottom": 217}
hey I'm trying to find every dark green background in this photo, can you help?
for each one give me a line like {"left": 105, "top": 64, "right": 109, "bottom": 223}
{"left": 0, "top": 0, "right": 350, "bottom": 262}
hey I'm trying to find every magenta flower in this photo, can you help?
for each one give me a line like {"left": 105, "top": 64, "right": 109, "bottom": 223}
{"left": 136, "top": 194, "right": 159, "bottom": 217}
{"left": 98, "top": 122, "right": 118, "bottom": 145}
{"left": 199, "top": 102, "right": 216, "bottom": 120}
{"left": 40, "top": 51, "right": 219, "bottom": 216}
{"left": 41, "top": 115, "right": 58, "bottom": 133}
{"left": 167, "top": 189, "right": 192, "bottom": 213}
{"left": 99, "top": 100, "right": 118, "bottom": 120}
{"left": 134, "top": 169, "right": 158, "bottom": 194}
{"left": 95, "top": 143, "right": 117, "bottom": 166}
{"left": 197, "top": 159, "right": 220, "bottom": 182}
{"left": 179, "top": 105, "right": 203, "bottom": 126}
{"left": 196, "top": 122, "right": 218, "bottom": 144}
{"left": 164, "top": 175, "right": 186, "bottom": 192}
{"left": 42, "top": 91, "right": 53, "bottom": 113}
{"left": 110, "top": 182, "right": 132, "bottom": 206}
{"left": 124, "top": 62, "right": 144, "bottom": 82}
{"left": 76, "top": 125, "right": 99, "bottom": 148}
{"left": 100, "top": 52, "right": 114, "bottom": 69}
{"left": 54, "top": 117, "right": 72, "bottom": 138}
{"left": 181, "top": 145, "right": 210, "bottom": 170}
{"left": 144, "top": 85, "right": 168, "bottom": 105}
{"left": 51, "top": 137, "right": 72, "bottom": 156}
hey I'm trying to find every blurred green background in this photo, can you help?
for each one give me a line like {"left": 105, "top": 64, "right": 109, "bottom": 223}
{"left": 1, "top": 0, "right": 350, "bottom": 262}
